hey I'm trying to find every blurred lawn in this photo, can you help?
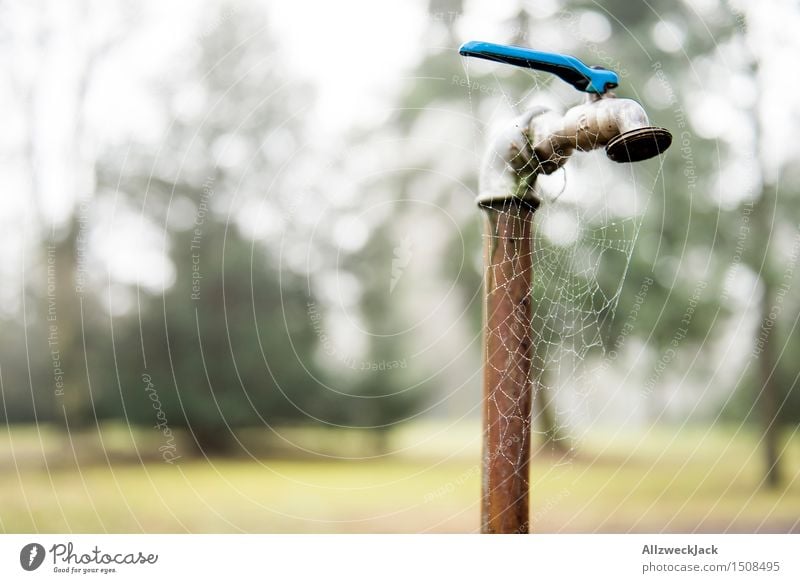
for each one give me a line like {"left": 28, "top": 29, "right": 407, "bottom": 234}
{"left": 1, "top": 422, "right": 798, "bottom": 533}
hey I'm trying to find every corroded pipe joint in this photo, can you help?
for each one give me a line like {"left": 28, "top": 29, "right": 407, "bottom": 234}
{"left": 478, "top": 107, "right": 548, "bottom": 207}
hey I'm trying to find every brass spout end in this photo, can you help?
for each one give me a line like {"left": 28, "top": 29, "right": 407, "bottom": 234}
{"left": 606, "top": 127, "right": 672, "bottom": 163}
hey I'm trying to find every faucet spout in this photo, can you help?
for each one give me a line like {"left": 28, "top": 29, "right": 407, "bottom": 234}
{"left": 530, "top": 94, "right": 672, "bottom": 171}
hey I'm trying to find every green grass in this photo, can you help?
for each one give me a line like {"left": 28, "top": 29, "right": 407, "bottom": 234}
{"left": 1, "top": 422, "right": 798, "bottom": 533}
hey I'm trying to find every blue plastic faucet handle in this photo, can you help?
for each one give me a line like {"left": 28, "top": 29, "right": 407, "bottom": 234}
{"left": 459, "top": 41, "right": 619, "bottom": 94}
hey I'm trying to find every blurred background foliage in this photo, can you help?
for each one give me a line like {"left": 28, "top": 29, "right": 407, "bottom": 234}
{"left": 1, "top": 0, "right": 799, "bottom": 532}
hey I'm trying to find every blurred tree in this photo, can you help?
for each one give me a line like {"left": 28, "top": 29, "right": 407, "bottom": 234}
{"left": 581, "top": 1, "right": 800, "bottom": 490}
{"left": 741, "top": 26, "right": 800, "bottom": 488}
{"left": 92, "top": 4, "right": 428, "bottom": 453}
{"left": 92, "top": 6, "right": 326, "bottom": 452}
{"left": 119, "top": 222, "right": 327, "bottom": 453}
{"left": 0, "top": 4, "right": 143, "bottom": 429}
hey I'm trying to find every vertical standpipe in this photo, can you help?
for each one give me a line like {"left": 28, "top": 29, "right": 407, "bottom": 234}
{"left": 481, "top": 198, "right": 538, "bottom": 534}
{"left": 475, "top": 98, "right": 671, "bottom": 533}
{"left": 464, "top": 42, "right": 673, "bottom": 534}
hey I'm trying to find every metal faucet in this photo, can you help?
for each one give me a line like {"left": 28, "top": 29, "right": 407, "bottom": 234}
{"left": 461, "top": 41, "right": 672, "bottom": 206}
{"left": 460, "top": 41, "right": 672, "bottom": 534}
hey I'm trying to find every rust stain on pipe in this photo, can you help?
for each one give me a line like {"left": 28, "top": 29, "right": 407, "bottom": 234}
{"left": 481, "top": 197, "right": 538, "bottom": 534}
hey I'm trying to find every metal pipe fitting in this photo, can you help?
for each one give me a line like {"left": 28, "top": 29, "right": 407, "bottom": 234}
{"left": 477, "top": 95, "right": 671, "bottom": 206}
{"left": 530, "top": 94, "right": 672, "bottom": 170}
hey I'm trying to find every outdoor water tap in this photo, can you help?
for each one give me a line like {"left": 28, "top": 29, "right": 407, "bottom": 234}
{"left": 459, "top": 41, "right": 672, "bottom": 205}
{"left": 460, "top": 41, "right": 673, "bottom": 534}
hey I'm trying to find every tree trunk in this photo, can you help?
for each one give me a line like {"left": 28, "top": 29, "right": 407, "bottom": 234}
{"left": 191, "top": 426, "right": 233, "bottom": 456}
{"left": 753, "top": 187, "right": 781, "bottom": 489}
{"left": 534, "top": 374, "right": 568, "bottom": 453}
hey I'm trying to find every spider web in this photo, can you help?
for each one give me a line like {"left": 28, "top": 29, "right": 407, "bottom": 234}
{"left": 462, "top": 57, "right": 666, "bottom": 529}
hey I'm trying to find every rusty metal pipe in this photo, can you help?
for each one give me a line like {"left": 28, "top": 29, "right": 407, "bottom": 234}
{"left": 481, "top": 197, "right": 537, "bottom": 534}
